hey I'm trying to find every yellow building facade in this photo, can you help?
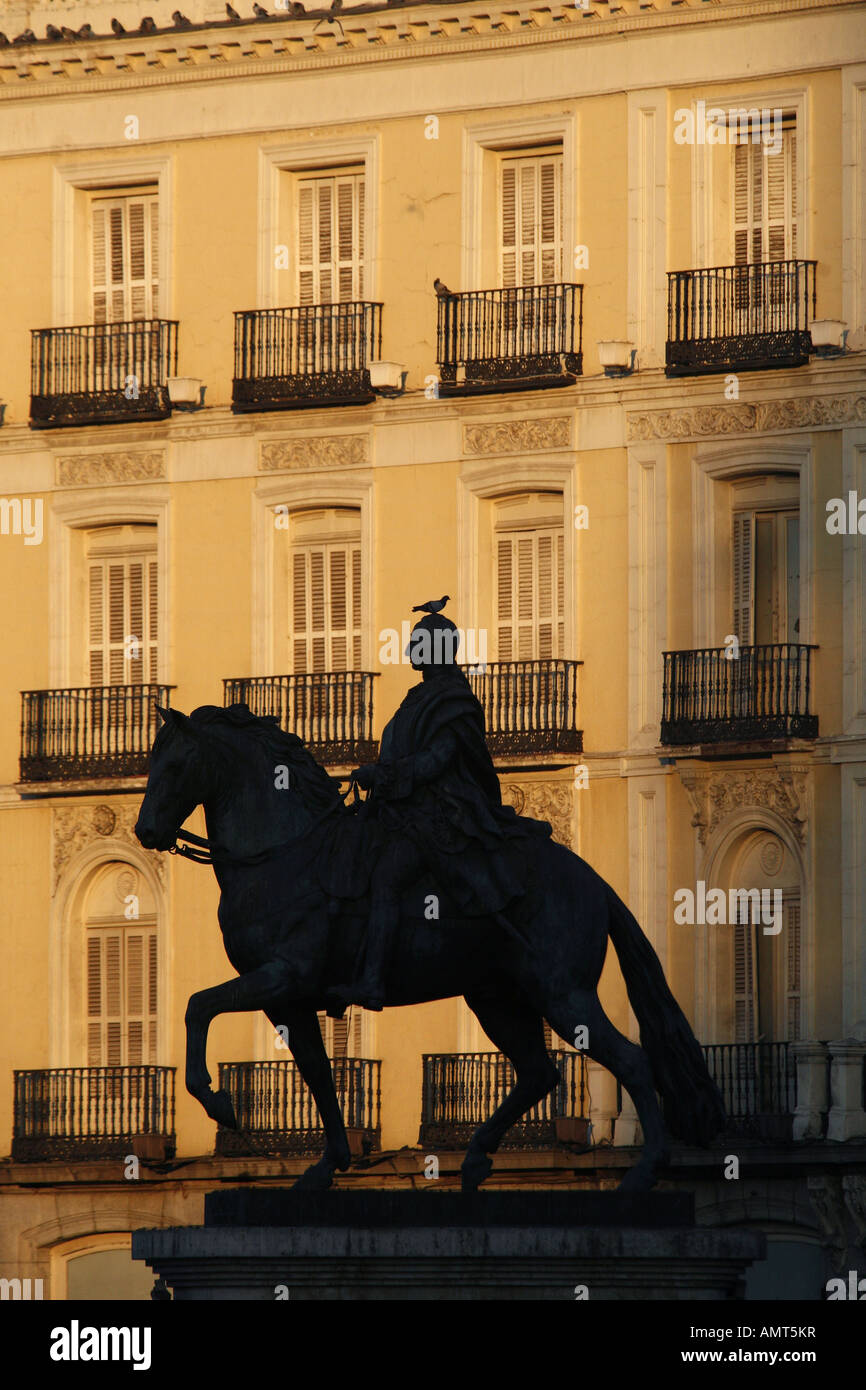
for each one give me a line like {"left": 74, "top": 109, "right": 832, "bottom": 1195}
{"left": 0, "top": 0, "right": 864, "bottom": 1301}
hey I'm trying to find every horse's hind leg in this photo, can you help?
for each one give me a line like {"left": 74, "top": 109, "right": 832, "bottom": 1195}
{"left": 460, "top": 996, "right": 560, "bottom": 1193}
{"left": 544, "top": 989, "right": 669, "bottom": 1192}
{"left": 269, "top": 1004, "right": 352, "bottom": 1191}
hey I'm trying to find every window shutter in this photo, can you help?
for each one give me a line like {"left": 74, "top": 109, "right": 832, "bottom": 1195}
{"left": 91, "top": 192, "right": 159, "bottom": 323}
{"left": 500, "top": 154, "right": 562, "bottom": 288}
{"left": 785, "top": 897, "right": 801, "bottom": 1042}
{"left": 733, "top": 900, "right": 757, "bottom": 1043}
{"left": 296, "top": 171, "right": 365, "bottom": 305}
{"left": 496, "top": 526, "right": 565, "bottom": 661}
{"left": 732, "top": 513, "right": 754, "bottom": 646}
{"left": 292, "top": 538, "right": 361, "bottom": 674}
{"left": 86, "top": 925, "right": 157, "bottom": 1066}
{"left": 733, "top": 122, "right": 797, "bottom": 264}
{"left": 87, "top": 547, "right": 158, "bottom": 685}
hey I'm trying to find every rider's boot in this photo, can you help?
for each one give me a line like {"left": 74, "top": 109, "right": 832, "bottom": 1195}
{"left": 329, "top": 897, "right": 395, "bottom": 1012}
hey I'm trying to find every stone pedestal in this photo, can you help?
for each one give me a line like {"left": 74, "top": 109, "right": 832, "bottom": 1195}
{"left": 827, "top": 1038, "right": 866, "bottom": 1141}
{"left": 792, "top": 1041, "right": 830, "bottom": 1140}
{"left": 133, "top": 1190, "right": 764, "bottom": 1300}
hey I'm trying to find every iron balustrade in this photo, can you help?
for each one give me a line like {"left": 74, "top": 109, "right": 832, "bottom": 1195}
{"left": 216, "top": 1058, "right": 381, "bottom": 1156}
{"left": 419, "top": 1050, "right": 588, "bottom": 1149}
{"left": 467, "top": 659, "right": 582, "bottom": 755}
{"left": 12, "top": 1066, "right": 175, "bottom": 1161}
{"left": 30, "top": 319, "right": 178, "bottom": 427}
{"left": 436, "top": 284, "right": 583, "bottom": 395}
{"left": 232, "top": 302, "right": 383, "bottom": 411}
{"left": 661, "top": 644, "right": 817, "bottom": 745}
{"left": 666, "top": 260, "right": 817, "bottom": 375}
{"left": 19, "top": 683, "right": 173, "bottom": 782}
{"left": 223, "top": 672, "right": 378, "bottom": 764}
{"left": 702, "top": 1043, "right": 797, "bottom": 1120}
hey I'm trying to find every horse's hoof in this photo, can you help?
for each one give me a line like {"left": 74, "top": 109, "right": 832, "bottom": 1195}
{"left": 292, "top": 1159, "right": 336, "bottom": 1191}
{"left": 206, "top": 1088, "right": 238, "bottom": 1129}
{"left": 461, "top": 1151, "right": 493, "bottom": 1193}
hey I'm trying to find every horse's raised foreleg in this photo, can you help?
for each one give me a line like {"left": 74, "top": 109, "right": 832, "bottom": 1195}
{"left": 545, "top": 989, "right": 670, "bottom": 1192}
{"left": 460, "top": 996, "right": 560, "bottom": 1192}
{"left": 185, "top": 961, "right": 296, "bottom": 1126}
{"left": 273, "top": 1006, "right": 352, "bottom": 1192}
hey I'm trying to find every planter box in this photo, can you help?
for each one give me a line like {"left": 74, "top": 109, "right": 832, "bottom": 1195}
{"left": 809, "top": 319, "right": 846, "bottom": 350}
{"left": 167, "top": 376, "right": 203, "bottom": 406}
{"left": 597, "top": 340, "right": 635, "bottom": 375}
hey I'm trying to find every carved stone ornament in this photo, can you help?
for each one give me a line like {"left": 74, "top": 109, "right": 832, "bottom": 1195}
{"left": 678, "top": 767, "right": 808, "bottom": 846}
{"left": 463, "top": 416, "right": 571, "bottom": 456}
{"left": 807, "top": 1175, "right": 850, "bottom": 1273}
{"left": 626, "top": 395, "right": 866, "bottom": 443}
{"left": 260, "top": 435, "right": 369, "bottom": 471}
{"left": 56, "top": 452, "right": 166, "bottom": 486}
{"left": 53, "top": 803, "right": 165, "bottom": 893}
{"left": 501, "top": 780, "right": 573, "bottom": 848}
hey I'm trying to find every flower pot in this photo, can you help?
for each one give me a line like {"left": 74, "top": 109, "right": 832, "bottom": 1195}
{"left": 167, "top": 376, "right": 203, "bottom": 406}
{"left": 369, "top": 360, "right": 405, "bottom": 391}
{"left": 809, "top": 319, "right": 846, "bottom": 350}
{"left": 597, "top": 340, "right": 636, "bottom": 375}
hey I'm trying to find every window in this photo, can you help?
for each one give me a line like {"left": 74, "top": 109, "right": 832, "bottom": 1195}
{"left": 87, "top": 525, "right": 158, "bottom": 684}
{"left": 734, "top": 894, "right": 801, "bottom": 1044}
{"left": 82, "top": 864, "right": 158, "bottom": 1066}
{"left": 732, "top": 508, "right": 800, "bottom": 645}
{"left": 499, "top": 152, "right": 562, "bottom": 287}
{"left": 494, "top": 494, "right": 564, "bottom": 661}
{"left": 733, "top": 119, "right": 798, "bottom": 266}
{"left": 317, "top": 1009, "right": 362, "bottom": 1059}
{"left": 297, "top": 170, "right": 365, "bottom": 304}
{"left": 91, "top": 190, "right": 159, "bottom": 323}
{"left": 290, "top": 509, "right": 361, "bottom": 673}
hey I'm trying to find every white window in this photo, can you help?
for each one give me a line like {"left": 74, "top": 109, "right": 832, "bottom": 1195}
{"left": 82, "top": 864, "right": 158, "bottom": 1067}
{"left": 733, "top": 120, "right": 797, "bottom": 265}
{"left": 734, "top": 895, "right": 801, "bottom": 1044}
{"left": 291, "top": 509, "right": 362, "bottom": 673}
{"left": 500, "top": 152, "right": 562, "bottom": 287}
{"left": 297, "top": 171, "right": 365, "bottom": 305}
{"left": 91, "top": 191, "right": 159, "bottom": 322}
{"left": 87, "top": 525, "right": 158, "bottom": 685}
{"left": 732, "top": 508, "right": 800, "bottom": 645}
{"left": 494, "top": 495, "right": 564, "bottom": 661}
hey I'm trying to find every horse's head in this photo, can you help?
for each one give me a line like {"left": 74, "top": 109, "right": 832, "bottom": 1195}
{"left": 135, "top": 706, "right": 208, "bottom": 852}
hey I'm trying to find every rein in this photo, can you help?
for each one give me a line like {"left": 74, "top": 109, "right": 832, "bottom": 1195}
{"left": 168, "top": 778, "right": 361, "bottom": 867}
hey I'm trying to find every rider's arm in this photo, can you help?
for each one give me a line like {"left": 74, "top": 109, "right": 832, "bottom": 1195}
{"left": 379, "top": 729, "right": 458, "bottom": 798}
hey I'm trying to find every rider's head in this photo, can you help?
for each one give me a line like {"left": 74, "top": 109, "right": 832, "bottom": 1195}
{"left": 407, "top": 613, "right": 461, "bottom": 673}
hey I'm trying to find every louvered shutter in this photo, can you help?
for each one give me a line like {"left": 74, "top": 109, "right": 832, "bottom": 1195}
{"left": 733, "top": 123, "right": 797, "bottom": 265}
{"left": 785, "top": 897, "right": 801, "bottom": 1042}
{"left": 296, "top": 172, "right": 365, "bottom": 305}
{"left": 496, "top": 527, "right": 564, "bottom": 660}
{"left": 88, "top": 551, "right": 158, "bottom": 684}
{"left": 86, "top": 926, "right": 158, "bottom": 1066}
{"left": 733, "top": 898, "right": 757, "bottom": 1043}
{"left": 732, "top": 513, "right": 754, "bottom": 646}
{"left": 317, "top": 1009, "right": 357, "bottom": 1059}
{"left": 91, "top": 193, "right": 159, "bottom": 323}
{"left": 500, "top": 154, "right": 562, "bottom": 288}
{"left": 292, "top": 541, "right": 361, "bottom": 674}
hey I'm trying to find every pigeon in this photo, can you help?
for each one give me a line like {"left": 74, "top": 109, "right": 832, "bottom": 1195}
{"left": 77, "top": 24, "right": 95, "bottom": 38}
{"left": 290, "top": 1, "right": 305, "bottom": 12}
{"left": 61, "top": 26, "right": 77, "bottom": 38}
{"left": 111, "top": 18, "right": 126, "bottom": 34}
{"left": 172, "top": 10, "right": 192, "bottom": 26}
{"left": 0, "top": 33, "right": 8, "bottom": 46}
{"left": 313, "top": 0, "right": 343, "bottom": 35}
{"left": 46, "top": 24, "right": 63, "bottom": 39}
{"left": 433, "top": 278, "right": 453, "bottom": 298}
{"left": 413, "top": 596, "right": 450, "bottom": 615}
{"left": 139, "top": 16, "right": 157, "bottom": 32}
{"left": 13, "top": 29, "right": 36, "bottom": 44}
{"left": 253, "top": 2, "right": 268, "bottom": 14}
{"left": 226, "top": 2, "right": 241, "bottom": 18}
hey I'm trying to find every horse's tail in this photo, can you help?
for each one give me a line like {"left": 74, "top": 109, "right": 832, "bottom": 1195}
{"left": 605, "top": 885, "right": 726, "bottom": 1145}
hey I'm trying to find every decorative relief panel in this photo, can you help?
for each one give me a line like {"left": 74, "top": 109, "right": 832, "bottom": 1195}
{"left": 463, "top": 416, "right": 571, "bottom": 456}
{"left": 56, "top": 452, "right": 165, "bottom": 485}
{"left": 53, "top": 803, "right": 165, "bottom": 893}
{"left": 500, "top": 780, "right": 573, "bottom": 848}
{"left": 627, "top": 395, "right": 866, "bottom": 443}
{"left": 260, "top": 435, "right": 369, "bottom": 471}
{"left": 678, "top": 767, "right": 809, "bottom": 846}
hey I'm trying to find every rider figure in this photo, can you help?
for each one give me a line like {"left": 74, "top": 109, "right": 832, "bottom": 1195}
{"left": 334, "top": 604, "right": 551, "bottom": 1011}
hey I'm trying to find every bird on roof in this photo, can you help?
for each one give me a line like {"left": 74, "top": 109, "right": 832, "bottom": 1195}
{"left": 139, "top": 16, "right": 157, "bottom": 32}
{"left": 226, "top": 2, "right": 241, "bottom": 18}
{"left": 433, "top": 278, "right": 453, "bottom": 298}
{"left": 413, "top": 596, "right": 450, "bottom": 615}
{"left": 253, "top": 2, "right": 269, "bottom": 14}
{"left": 290, "top": 1, "right": 305, "bottom": 12}
{"left": 77, "top": 24, "right": 95, "bottom": 38}
{"left": 61, "top": 26, "right": 77, "bottom": 38}
{"left": 46, "top": 24, "right": 63, "bottom": 40}
{"left": 313, "top": 0, "right": 343, "bottom": 36}
{"left": 172, "top": 10, "right": 192, "bottom": 27}
{"left": 111, "top": 18, "right": 126, "bottom": 34}
{"left": 0, "top": 33, "right": 8, "bottom": 46}
{"left": 13, "top": 29, "right": 36, "bottom": 44}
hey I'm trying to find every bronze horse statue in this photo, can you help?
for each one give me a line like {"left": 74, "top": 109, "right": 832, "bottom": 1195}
{"left": 135, "top": 703, "right": 724, "bottom": 1191}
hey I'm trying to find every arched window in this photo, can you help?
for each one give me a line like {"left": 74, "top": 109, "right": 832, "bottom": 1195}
{"left": 78, "top": 862, "right": 158, "bottom": 1066}
{"left": 492, "top": 492, "right": 565, "bottom": 660}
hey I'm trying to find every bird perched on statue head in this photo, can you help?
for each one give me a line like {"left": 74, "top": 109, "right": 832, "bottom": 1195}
{"left": 412, "top": 596, "right": 450, "bottom": 615}
{"left": 433, "top": 278, "right": 453, "bottom": 298}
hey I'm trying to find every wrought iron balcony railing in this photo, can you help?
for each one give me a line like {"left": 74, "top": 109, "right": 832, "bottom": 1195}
{"left": 30, "top": 319, "right": 178, "bottom": 427}
{"left": 660, "top": 645, "right": 817, "bottom": 746}
{"left": 232, "top": 302, "right": 383, "bottom": 412}
{"left": 215, "top": 1058, "right": 381, "bottom": 1157}
{"left": 223, "top": 671, "right": 378, "bottom": 764}
{"left": 12, "top": 1066, "right": 176, "bottom": 1162}
{"left": 20, "top": 683, "right": 173, "bottom": 783}
{"left": 468, "top": 659, "right": 582, "bottom": 756}
{"left": 436, "top": 284, "right": 583, "bottom": 396}
{"left": 666, "top": 260, "right": 817, "bottom": 375}
{"left": 702, "top": 1043, "right": 797, "bottom": 1141}
{"left": 420, "top": 1051, "right": 588, "bottom": 1149}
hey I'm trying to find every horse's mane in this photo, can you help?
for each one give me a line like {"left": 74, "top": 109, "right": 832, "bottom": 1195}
{"left": 188, "top": 703, "right": 343, "bottom": 812}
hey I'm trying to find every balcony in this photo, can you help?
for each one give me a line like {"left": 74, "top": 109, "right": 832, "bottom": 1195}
{"left": 19, "top": 683, "right": 173, "bottom": 783}
{"left": 215, "top": 1058, "right": 381, "bottom": 1157}
{"left": 223, "top": 671, "right": 378, "bottom": 765}
{"left": 702, "top": 1043, "right": 797, "bottom": 1142}
{"left": 666, "top": 260, "right": 816, "bottom": 376}
{"left": 12, "top": 1066, "right": 176, "bottom": 1162}
{"left": 419, "top": 1051, "right": 588, "bottom": 1149}
{"left": 468, "top": 659, "right": 582, "bottom": 756}
{"left": 436, "top": 284, "right": 583, "bottom": 397}
{"left": 30, "top": 319, "right": 178, "bottom": 428}
{"left": 232, "top": 302, "right": 383, "bottom": 412}
{"left": 660, "top": 645, "right": 817, "bottom": 748}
